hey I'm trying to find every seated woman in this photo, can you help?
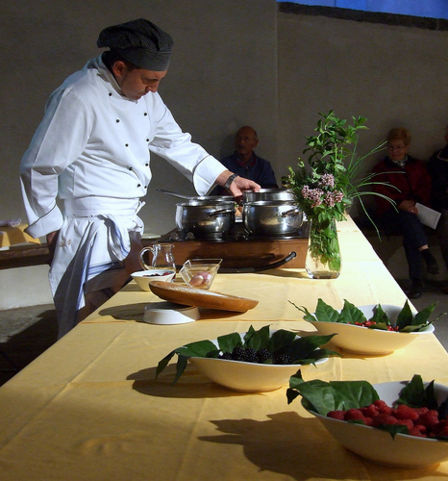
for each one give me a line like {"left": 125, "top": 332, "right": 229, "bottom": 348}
{"left": 372, "top": 127, "right": 438, "bottom": 299}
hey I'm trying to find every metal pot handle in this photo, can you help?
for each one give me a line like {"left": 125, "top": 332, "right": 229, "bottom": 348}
{"left": 281, "top": 208, "right": 301, "bottom": 217}
{"left": 208, "top": 208, "right": 234, "bottom": 217}
{"left": 218, "top": 251, "right": 297, "bottom": 273}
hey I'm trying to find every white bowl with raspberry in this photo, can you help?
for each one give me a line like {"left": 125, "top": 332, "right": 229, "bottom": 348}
{"left": 308, "top": 381, "right": 448, "bottom": 468}
{"left": 308, "top": 304, "right": 434, "bottom": 355}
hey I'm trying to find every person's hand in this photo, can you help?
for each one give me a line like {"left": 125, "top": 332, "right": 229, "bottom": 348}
{"left": 215, "top": 170, "right": 260, "bottom": 200}
{"left": 46, "top": 230, "right": 60, "bottom": 265}
{"left": 228, "top": 176, "right": 260, "bottom": 199}
{"left": 398, "top": 200, "right": 418, "bottom": 214}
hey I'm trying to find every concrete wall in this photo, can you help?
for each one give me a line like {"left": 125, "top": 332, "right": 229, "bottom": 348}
{"left": 277, "top": 11, "right": 448, "bottom": 206}
{"left": 2, "top": 0, "right": 278, "bottom": 236}
{"left": 2, "top": 2, "right": 448, "bottom": 307}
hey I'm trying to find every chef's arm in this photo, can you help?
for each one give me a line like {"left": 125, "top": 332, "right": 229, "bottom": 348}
{"left": 215, "top": 170, "right": 261, "bottom": 198}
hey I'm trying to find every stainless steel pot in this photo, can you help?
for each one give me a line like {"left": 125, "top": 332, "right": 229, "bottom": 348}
{"left": 158, "top": 188, "right": 233, "bottom": 203}
{"left": 243, "top": 200, "right": 303, "bottom": 237}
{"left": 242, "top": 188, "right": 295, "bottom": 203}
{"left": 175, "top": 201, "right": 236, "bottom": 240}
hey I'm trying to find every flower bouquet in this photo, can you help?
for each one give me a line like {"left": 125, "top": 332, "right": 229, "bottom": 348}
{"left": 284, "top": 111, "right": 392, "bottom": 278}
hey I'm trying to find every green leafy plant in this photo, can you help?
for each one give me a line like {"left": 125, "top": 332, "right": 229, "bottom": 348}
{"left": 292, "top": 298, "right": 440, "bottom": 332}
{"left": 156, "top": 325, "right": 340, "bottom": 383}
{"left": 283, "top": 111, "right": 396, "bottom": 271}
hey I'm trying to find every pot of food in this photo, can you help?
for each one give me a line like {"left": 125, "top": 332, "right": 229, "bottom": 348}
{"left": 176, "top": 201, "right": 236, "bottom": 240}
{"left": 242, "top": 188, "right": 295, "bottom": 203}
{"left": 243, "top": 200, "right": 303, "bottom": 237}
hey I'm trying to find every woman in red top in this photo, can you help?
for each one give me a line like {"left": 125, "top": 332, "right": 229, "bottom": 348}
{"left": 373, "top": 128, "right": 438, "bottom": 298}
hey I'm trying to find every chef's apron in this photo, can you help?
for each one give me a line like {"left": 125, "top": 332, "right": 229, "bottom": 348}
{"left": 49, "top": 197, "right": 144, "bottom": 338}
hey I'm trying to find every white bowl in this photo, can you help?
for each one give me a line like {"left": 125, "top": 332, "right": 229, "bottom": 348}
{"left": 189, "top": 333, "right": 329, "bottom": 392}
{"left": 309, "top": 304, "right": 434, "bottom": 355}
{"left": 308, "top": 381, "right": 448, "bottom": 468}
{"left": 131, "top": 269, "right": 176, "bottom": 291}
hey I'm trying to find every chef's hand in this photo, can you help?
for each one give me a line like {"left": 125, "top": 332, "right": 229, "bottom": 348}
{"left": 216, "top": 171, "right": 260, "bottom": 200}
{"left": 46, "top": 230, "right": 60, "bottom": 265}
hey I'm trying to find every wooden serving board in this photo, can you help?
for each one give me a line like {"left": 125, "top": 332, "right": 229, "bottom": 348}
{"left": 149, "top": 281, "right": 259, "bottom": 312}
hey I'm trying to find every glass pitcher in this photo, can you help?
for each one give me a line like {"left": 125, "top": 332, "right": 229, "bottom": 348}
{"left": 139, "top": 243, "right": 176, "bottom": 272}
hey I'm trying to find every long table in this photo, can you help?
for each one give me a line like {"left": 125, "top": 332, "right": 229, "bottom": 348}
{"left": 0, "top": 217, "right": 447, "bottom": 480}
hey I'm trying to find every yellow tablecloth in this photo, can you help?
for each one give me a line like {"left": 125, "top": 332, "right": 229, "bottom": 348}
{"left": 0, "top": 223, "right": 40, "bottom": 247}
{"left": 0, "top": 217, "right": 446, "bottom": 481}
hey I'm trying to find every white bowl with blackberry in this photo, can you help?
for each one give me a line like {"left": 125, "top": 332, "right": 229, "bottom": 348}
{"left": 156, "top": 325, "right": 338, "bottom": 392}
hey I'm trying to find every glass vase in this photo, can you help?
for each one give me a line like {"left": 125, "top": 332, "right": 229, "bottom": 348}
{"left": 305, "top": 218, "right": 341, "bottom": 279}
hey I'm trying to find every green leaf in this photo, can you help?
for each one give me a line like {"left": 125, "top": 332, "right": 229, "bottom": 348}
{"left": 176, "top": 340, "right": 218, "bottom": 358}
{"left": 174, "top": 355, "right": 189, "bottom": 383}
{"left": 285, "top": 334, "right": 336, "bottom": 362}
{"left": 396, "top": 301, "right": 414, "bottom": 330}
{"left": 244, "top": 325, "right": 271, "bottom": 351}
{"left": 339, "top": 300, "right": 366, "bottom": 324}
{"left": 268, "top": 329, "right": 297, "bottom": 352}
{"left": 412, "top": 303, "right": 436, "bottom": 326}
{"left": 217, "top": 333, "right": 242, "bottom": 353}
{"left": 370, "top": 304, "right": 389, "bottom": 326}
{"left": 396, "top": 375, "right": 438, "bottom": 409}
{"left": 315, "top": 299, "right": 340, "bottom": 323}
{"left": 288, "top": 378, "right": 379, "bottom": 415}
{"left": 156, "top": 350, "right": 176, "bottom": 378}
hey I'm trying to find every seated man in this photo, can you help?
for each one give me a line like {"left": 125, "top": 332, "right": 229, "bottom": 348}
{"left": 428, "top": 125, "right": 448, "bottom": 293}
{"left": 212, "top": 126, "right": 278, "bottom": 195}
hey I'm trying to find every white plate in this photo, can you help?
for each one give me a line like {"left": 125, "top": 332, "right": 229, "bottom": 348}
{"left": 189, "top": 332, "right": 328, "bottom": 392}
{"left": 308, "top": 381, "right": 448, "bottom": 468}
{"left": 309, "top": 304, "right": 434, "bottom": 355}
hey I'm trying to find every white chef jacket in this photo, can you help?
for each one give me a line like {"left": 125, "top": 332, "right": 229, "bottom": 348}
{"left": 19, "top": 55, "right": 226, "bottom": 336}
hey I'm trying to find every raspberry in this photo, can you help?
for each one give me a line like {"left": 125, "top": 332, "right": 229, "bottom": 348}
{"left": 409, "top": 426, "right": 427, "bottom": 437}
{"left": 418, "top": 410, "right": 439, "bottom": 428}
{"left": 372, "top": 413, "right": 398, "bottom": 427}
{"left": 362, "top": 404, "right": 379, "bottom": 418}
{"left": 433, "top": 421, "right": 448, "bottom": 438}
{"left": 345, "top": 409, "right": 365, "bottom": 421}
{"left": 373, "top": 400, "right": 392, "bottom": 414}
{"left": 394, "top": 404, "right": 419, "bottom": 421}
{"left": 396, "top": 418, "right": 414, "bottom": 431}
{"left": 415, "top": 407, "right": 429, "bottom": 415}
{"left": 327, "top": 410, "right": 345, "bottom": 420}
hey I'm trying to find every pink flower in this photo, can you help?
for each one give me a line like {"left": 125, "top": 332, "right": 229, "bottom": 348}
{"left": 319, "top": 173, "right": 335, "bottom": 188}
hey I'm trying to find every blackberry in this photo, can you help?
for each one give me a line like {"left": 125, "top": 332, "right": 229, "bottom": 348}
{"left": 231, "top": 345, "right": 246, "bottom": 361}
{"left": 273, "top": 353, "right": 293, "bottom": 365}
{"left": 220, "top": 352, "right": 233, "bottom": 360}
{"left": 243, "top": 347, "right": 258, "bottom": 363}
{"left": 256, "top": 348, "right": 272, "bottom": 363}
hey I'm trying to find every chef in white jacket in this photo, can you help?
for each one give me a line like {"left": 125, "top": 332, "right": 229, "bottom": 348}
{"left": 20, "top": 18, "right": 259, "bottom": 337}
